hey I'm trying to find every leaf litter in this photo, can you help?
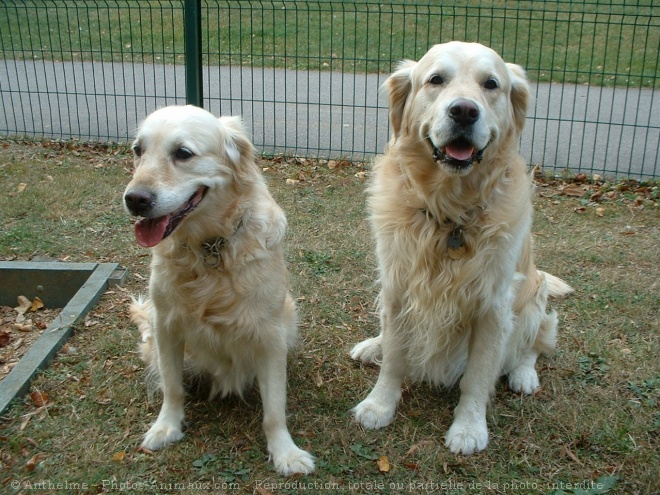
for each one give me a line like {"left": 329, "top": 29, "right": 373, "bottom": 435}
{"left": 0, "top": 297, "right": 61, "bottom": 382}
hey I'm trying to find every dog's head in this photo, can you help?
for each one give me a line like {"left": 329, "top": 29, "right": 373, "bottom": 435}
{"left": 385, "top": 41, "right": 530, "bottom": 176}
{"left": 123, "top": 105, "right": 255, "bottom": 248}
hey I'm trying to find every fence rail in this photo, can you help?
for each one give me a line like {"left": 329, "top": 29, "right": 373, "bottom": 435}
{"left": 0, "top": 1, "right": 658, "bottom": 179}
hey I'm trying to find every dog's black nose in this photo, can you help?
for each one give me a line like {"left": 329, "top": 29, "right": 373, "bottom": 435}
{"left": 449, "top": 99, "right": 480, "bottom": 126}
{"left": 124, "top": 189, "right": 155, "bottom": 216}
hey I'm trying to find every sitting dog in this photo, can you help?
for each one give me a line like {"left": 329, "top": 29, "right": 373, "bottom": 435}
{"left": 351, "top": 42, "right": 573, "bottom": 455}
{"left": 123, "top": 105, "right": 314, "bottom": 475}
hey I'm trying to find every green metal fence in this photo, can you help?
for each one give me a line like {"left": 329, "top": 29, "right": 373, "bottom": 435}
{"left": 0, "top": 1, "right": 658, "bottom": 179}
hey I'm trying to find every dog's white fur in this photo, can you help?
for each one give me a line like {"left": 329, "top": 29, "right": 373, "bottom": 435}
{"left": 350, "top": 42, "right": 572, "bottom": 455}
{"left": 123, "top": 105, "right": 314, "bottom": 475}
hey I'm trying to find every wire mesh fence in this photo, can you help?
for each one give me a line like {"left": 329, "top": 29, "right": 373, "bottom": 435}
{"left": 0, "top": 1, "right": 658, "bottom": 179}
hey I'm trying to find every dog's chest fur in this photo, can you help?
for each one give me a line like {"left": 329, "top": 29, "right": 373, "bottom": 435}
{"left": 151, "top": 244, "right": 287, "bottom": 331}
{"left": 147, "top": 243, "right": 295, "bottom": 396}
{"left": 370, "top": 154, "right": 532, "bottom": 386}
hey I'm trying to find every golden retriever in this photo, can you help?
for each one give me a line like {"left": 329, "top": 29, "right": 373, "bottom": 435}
{"left": 123, "top": 105, "right": 314, "bottom": 475}
{"left": 351, "top": 42, "right": 573, "bottom": 455}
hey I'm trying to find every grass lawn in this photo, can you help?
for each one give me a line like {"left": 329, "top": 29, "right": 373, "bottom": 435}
{"left": 0, "top": 140, "right": 658, "bottom": 494}
{"left": 0, "top": 1, "right": 657, "bottom": 88}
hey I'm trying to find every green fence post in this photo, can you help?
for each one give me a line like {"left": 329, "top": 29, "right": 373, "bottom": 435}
{"left": 184, "top": 0, "right": 203, "bottom": 107}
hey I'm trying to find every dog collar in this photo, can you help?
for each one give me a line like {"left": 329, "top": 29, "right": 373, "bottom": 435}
{"left": 182, "top": 219, "right": 243, "bottom": 267}
{"left": 199, "top": 236, "right": 228, "bottom": 267}
{"left": 419, "top": 209, "right": 467, "bottom": 260}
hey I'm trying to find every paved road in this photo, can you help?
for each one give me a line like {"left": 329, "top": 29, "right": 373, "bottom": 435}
{"left": 1, "top": 59, "right": 658, "bottom": 178}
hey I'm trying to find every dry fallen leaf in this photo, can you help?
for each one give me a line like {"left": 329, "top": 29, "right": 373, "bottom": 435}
{"left": 30, "top": 390, "right": 49, "bottom": 407}
{"left": 136, "top": 446, "right": 154, "bottom": 455}
{"left": 561, "top": 184, "right": 586, "bottom": 197}
{"left": 14, "top": 322, "right": 34, "bottom": 332}
{"left": 405, "top": 439, "right": 435, "bottom": 457}
{"left": 112, "top": 451, "right": 127, "bottom": 462}
{"left": 17, "top": 182, "right": 28, "bottom": 193}
{"left": 596, "top": 207, "right": 605, "bottom": 217}
{"left": 0, "top": 331, "right": 10, "bottom": 347}
{"left": 15, "top": 295, "right": 31, "bottom": 315}
{"left": 377, "top": 455, "right": 391, "bottom": 473}
{"left": 19, "top": 415, "right": 32, "bottom": 431}
{"left": 285, "top": 178, "right": 300, "bottom": 186}
{"left": 30, "top": 297, "right": 44, "bottom": 312}
{"left": 589, "top": 191, "right": 603, "bottom": 203}
{"left": 26, "top": 453, "right": 42, "bottom": 472}
{"left": 562, "top": 444, "right": 582, "bottom": 465}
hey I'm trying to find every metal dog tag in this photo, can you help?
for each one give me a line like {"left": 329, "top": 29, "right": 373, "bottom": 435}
{"left": 447, "top": 227, "right": 466, "bottom": 260}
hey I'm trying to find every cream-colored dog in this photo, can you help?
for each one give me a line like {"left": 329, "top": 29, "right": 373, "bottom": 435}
{"left": 123, "top": 105, "right": 314, "bottom": 475}
{"left": 351, "top": 42, "right": 572, "bottom": 455}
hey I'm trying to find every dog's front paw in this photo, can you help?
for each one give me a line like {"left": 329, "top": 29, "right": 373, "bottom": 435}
{"left": 141, "top": 422, "right": 185, "bottom": 451}
{"left": 352, "top": 398, "right": 396, "bottom": 430}
{"left": 271, "top": 446, "right": 315, "bottom": 475}
{"left": 350, "top": 336, "right": 382, "bottom": 364}
{"left": 508, "top": 366, "right": 540, "bottom": 395}
{"left": 445, "top": 418, "right": 488, "bottom": 455}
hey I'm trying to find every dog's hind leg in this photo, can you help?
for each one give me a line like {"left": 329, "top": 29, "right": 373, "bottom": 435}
{"left": 350, "top": 334, "right": 383, "bottom": 364}
{"left": 506, "top": 272, "right": 559, "bottom": 394}
{"left": 507, "top": 307, "right": 558, "bottom": 394}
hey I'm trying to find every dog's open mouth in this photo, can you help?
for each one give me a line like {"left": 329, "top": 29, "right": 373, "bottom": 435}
{"left": 429, "top": 137, "right": 486, "bottom": 170}
{"left": 134, "top": 186, "right": 208, "bottom": 248}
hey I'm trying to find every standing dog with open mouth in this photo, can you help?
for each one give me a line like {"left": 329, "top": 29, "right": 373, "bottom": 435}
{"left": 123, "top": 105, "right": 314, "bottom": 475}
{"left": 351, "top": 42, "right": 573, "bottom": 455}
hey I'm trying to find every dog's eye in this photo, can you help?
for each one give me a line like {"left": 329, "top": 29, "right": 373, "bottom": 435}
{"left": 484, "top": 78, "right": 499, "bottom": 90}
{"left": 174, "top": 147, "right": 194, "bottom": 160}
{"left": 429, "top": 74, "right": 444, "bottom": 85}
{"left": 132, "top": 144, "right": 142, "bottom": 157}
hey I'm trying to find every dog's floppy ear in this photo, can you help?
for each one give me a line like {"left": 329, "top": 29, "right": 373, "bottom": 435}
{"left": 506, "top": 63, "right": 530, "bottom": 134}
{"left": 385, "top": 60, "right": 416, "bottom": 139}
{"left": 217, "top": 115, "right": 255, "bottom": 170}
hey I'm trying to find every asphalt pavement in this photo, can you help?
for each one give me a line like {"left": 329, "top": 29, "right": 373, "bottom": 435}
{"left": 1, "top": 59, "right": 657, "bottom": 178}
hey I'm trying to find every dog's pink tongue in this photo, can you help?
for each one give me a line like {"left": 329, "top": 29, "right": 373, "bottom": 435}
{"left": 134, "top": 216, "right": 170, "bottom": 248}
{"left": 445, "top": 143, "right": 475, "bottom": 161}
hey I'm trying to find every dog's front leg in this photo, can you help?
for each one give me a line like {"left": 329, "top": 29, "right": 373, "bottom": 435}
{"left": 352, "top": 307, "right": 407, "bottom": 429}
{"left": 142, "top": 316, "right": 186, "bottom": 451}
{"left": 256, "top": 340, "right": 314, "bottom": 475}
{"left": 445, "top": 302, "right": 512, "bottom": 455}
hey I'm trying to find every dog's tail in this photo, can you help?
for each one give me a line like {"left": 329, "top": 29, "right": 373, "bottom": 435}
{"left": 539, "top": 271, "right": 574, "bottom": 298}
{"left": 129, "top": 295, "right": 162, "bottom": 395}
{"left": 129, "top": 295, "right": 157, "bottom": 366}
